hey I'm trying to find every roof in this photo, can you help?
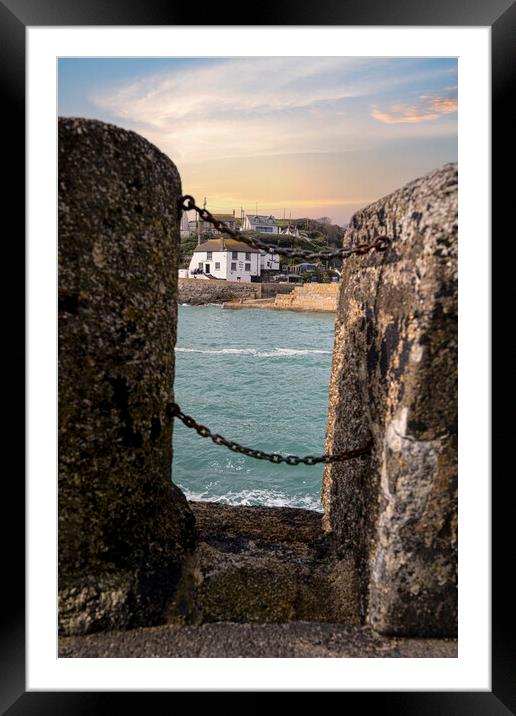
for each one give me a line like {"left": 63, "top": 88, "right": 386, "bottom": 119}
{"left": 193, "top": 238, "right": 260, "bottom": 253}
{"left": 212, "top": 214, "right": 241, "bottom": 223}
{"left": 246, "top": 214, "right": 278, "bottom": 226}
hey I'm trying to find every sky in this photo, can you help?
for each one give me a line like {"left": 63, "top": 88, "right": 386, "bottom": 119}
{"left": 58, "top": 57, "right": 457, "bottom": 225}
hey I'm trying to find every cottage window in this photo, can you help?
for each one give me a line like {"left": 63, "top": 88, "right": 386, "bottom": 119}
{"left": 198, "top": 262, "right": 203, "bottom": 270}
{"left": 215, "top": 262, "right": 220, "bottom": 270}
{"left": 245, "top": 263, "right": 251, "bottom": 272}
{"left": 231, "top": 262, "right": 237, "bottom": 271}
{"left": 245, "top": 252, "right": 251, "bottom": 260}
{"left": 232, "top": 251, "right": 238, "bottom": 259}
{"left": 207, "top": 251, "right": 213, "bottom": 260}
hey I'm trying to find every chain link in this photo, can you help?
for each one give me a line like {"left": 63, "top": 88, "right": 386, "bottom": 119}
{"left": 179, "top": 195, "right": 390, "bottom": 261}
{"left": 167, "top": 401, "right": 372, "bottom": 466}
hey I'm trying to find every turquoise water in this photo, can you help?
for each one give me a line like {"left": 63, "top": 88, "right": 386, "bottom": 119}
{"left": 172, "top": 304, "right": 336, "bottom": 511}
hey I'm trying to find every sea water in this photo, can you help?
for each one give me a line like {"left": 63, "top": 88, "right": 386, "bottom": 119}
{"left": 172, "top": 304, "right": 336, "bottom": 511}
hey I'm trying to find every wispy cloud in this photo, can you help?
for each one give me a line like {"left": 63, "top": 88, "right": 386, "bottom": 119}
{"left": 61, "top": 56, "right": 458, "bottom": 222}
{"left": 372, "top": 94, "right": 458, "bottom": 124}
{"left": 92, "top": 58, "right": 457, "bottom": 162}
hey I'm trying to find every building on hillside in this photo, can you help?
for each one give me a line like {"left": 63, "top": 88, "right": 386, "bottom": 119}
{"left": 211, "top": 213, "right": 241, "bottom": 234}
{"left": 187, "top": 211, "right": 241, "bottom": 239}
{"left": 292, "top": 262, "right": 319, "bottom": 274}
{"left": 188, "top": 238, "right": 261, "bottom": 282}
{"left": 280, "top": 225, "right": 309, "bottom": 240}
{"left": 187, "top": 217, "right": 213, "bottom": 236}
{"left": 243, "top": 214, "right": 280, "bottom": 234}
{"left": 260, "top": 251, "right": 281, "bottom": 272}
{"left": 180, "top": 211, "right": 191, "bottom": 238}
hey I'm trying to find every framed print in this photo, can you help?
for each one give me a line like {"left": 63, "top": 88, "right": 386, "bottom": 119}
{"left": 3, "top": 0, "right": 512, "bottom": 710}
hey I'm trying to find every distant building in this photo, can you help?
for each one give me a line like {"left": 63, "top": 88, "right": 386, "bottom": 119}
{"left": 243, "top": 214, "right": 280, "bottom": 234}
{"left": 280, "top": 225, "right": 309, "bottom": 240}
{"left": 188, "top": 217, "right": 213, "bottom": 236}
{"left": 180, "top": 211, "right": 191, "bottom": 238}
{"left": 292, "top": 262, "right": 319, "bottom": 274}
{"left": 211, "top": 213, "right": 241, "bottom": 234}
{"left": 187, "top": 211, "right": 241, "bottom": 238}
{"left": 260, "top": 252, "right": 280, "bottom": 272}
{"left": 188, "top": 238, "right": 261, "bottom": 282}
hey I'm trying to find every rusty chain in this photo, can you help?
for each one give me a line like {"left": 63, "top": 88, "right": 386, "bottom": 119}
{"left": 172, "top": 193, "right": 384, "bottom": 465}
{"left": 179, "top": 195, "right": 390, "bottom": 261}
{"left": 167, "top": 401, "right": 372, "bottom": 465}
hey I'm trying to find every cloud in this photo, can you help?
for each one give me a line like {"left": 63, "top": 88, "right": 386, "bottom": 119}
{"left": 91, "top": 58, "right": 457, "bottom": 162}
{"left": 372, "top": 94, "right": 457, "bottom": 124}
{"left": 430, "top": 97, "right": 458, "bottom": 114}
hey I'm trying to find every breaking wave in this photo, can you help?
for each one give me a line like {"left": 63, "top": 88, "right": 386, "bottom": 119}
{"left": 179, "top": 485, "right": 323, "bottom": 512}
{"left": 175, "top": 347, "right": 331, "bottom": 357}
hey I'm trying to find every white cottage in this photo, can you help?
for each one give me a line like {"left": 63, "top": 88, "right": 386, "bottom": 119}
{"left": 188, "top": 238, "right": 261, "bottom": 282}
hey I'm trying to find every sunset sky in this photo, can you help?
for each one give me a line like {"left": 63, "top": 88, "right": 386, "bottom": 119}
{"left": 58, "top": 57, "right": 457, "bottom": 225}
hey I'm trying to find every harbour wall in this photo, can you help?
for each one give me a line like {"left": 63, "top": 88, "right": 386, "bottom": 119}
{"left": 223, "top": 283, "right": 339, "bottom": 312}
{"left": 178, "top": 278, "right": 296, "bottom": 305}
{"left": 273, "top": 283, "right": 339, "bottom": 312}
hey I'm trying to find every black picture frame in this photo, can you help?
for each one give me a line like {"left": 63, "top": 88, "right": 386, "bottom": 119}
{"left": 4, "top": 0, "right": 512, "bottom": 710}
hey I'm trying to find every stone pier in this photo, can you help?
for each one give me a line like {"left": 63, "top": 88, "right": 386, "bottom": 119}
{"left": 58, "top": 118, "right": 195, "bottom": 635}
{"left": 322, "top": 163, "right": 458, "bottom": 637}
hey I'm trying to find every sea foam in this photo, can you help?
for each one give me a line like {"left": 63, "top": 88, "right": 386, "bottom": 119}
{"left": 175, "top": 347, "right": 330, "bottom": 357}
{"left": 179, "top": 485, "right": 323, "bottom": 512}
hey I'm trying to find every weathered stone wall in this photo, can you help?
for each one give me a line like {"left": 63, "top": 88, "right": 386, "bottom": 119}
{"left": 167, "top": 502, "right": 360, "bottom": 626}
{"left": 260, "top": 283, "right": 298, "bottom": 299}
{"left": 274, "top": 283, "right": 339, "bottom": 312}
{"left": 178, "top": 279, "right": 297, "bottom": 305}
{"left": 178, "top": 278, "right": 260, "bottom": 304}
{"left": 322, "top": 163, "right": 457, "bottom": 637}
{"left": 58, "top": 118, "right": 195, "bottom": 635}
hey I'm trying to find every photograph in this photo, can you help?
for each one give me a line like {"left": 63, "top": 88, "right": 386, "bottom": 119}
{"left": 5, "top": 3, "right": 507, "bottom": 705}
{"left": 56, "top": 55, "right": 459, "bottom": 658}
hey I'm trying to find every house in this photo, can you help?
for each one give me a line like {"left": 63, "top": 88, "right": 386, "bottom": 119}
{"left": 242, "top": 214, "right": 280, "bottom": 234}
{"left": 188, "top": 218, "right": 213, "bottom": 236}
{"left": 187, "top": 238, "right": 261, "bottom": 282}
{"left": 292, "top": 262, "right": 319, "bottom": 274}
{"left": 280, "top": 225, "right": 309, "bottom": 240}
{"left": 187, "top": 211, "right": 241, "bottom": 238}
{"left": 211, "top": 213, "right": 241, "bottom": 234}
{"left": 260, "top": 251, "right": 281, "bottom": 272}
